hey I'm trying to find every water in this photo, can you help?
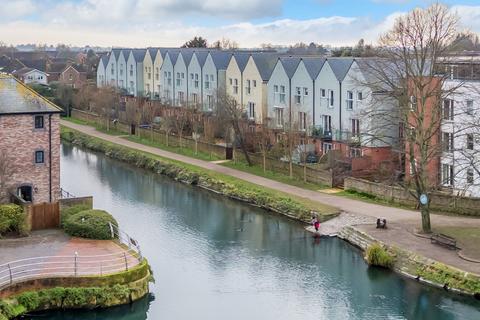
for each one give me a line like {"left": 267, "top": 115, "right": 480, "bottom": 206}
{"left": 32, "top": 144, "right": 480, "bottom": 319}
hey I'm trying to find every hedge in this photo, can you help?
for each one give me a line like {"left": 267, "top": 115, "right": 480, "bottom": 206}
{"left": 61, "top": 204, "right": 91, "bottom": 227}
{"left": 63, "top": 209, "right": 118, "bottom": 240}
{"left": 0, "top": 204, "right": 26, "bottom": 236}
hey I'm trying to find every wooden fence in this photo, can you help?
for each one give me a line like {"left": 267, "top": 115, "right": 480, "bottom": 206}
{"left": 26, "top": 202, "right": 60, "bottom": 231}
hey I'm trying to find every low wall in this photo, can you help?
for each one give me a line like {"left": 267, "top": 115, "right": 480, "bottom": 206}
{"left": 59, "top": 196, "right": 93, "bottom": 212}
{"left": 344, "top": 177, "right": 480, "bottom": 216}
{"left": 338, "top": 226, "right": 480, "bottom": 296}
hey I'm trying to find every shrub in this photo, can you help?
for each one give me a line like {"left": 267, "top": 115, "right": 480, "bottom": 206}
{"left": 0, "top": 204, "right": 26, "bottom": 236}
{"left": 61, "top": 204, "right": 91, "bottom": 226}
{"left": 17, "top": 291, "right": 40, "bottom": 311}
{"left": 63, "top": 209, "right": 118, "bottom": 240}
{"left": 365, "top": 243, "right": 395, "bottom": 268}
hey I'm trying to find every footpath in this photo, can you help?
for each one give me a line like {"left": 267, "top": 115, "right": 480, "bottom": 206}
{"left": 61, "top": 120, "right": 480, "bottom": 275}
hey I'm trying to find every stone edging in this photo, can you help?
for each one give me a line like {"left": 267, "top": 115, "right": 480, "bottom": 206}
{"left": 338, "top": 225, "right": 480, "bottom": 298}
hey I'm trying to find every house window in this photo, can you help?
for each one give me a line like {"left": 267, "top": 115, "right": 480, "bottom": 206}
{"left": 357, "top": 91, "right": 363, "bottom": 101}
{"left": 350, "top": 147, "right": 362, "bottom": 158}
{"left": 274, "top": 85, "right": 278, "bottom": 93}
{"left": 205, "top": 79, "right": 210, "bottom": 89}
{"left": 442, "top": 132, "right": 454, "bottom": 152}
{"left": 442, "top": 163, "right": 454, "bottom": 186}
{"left": 176, "top": 78, "right": 181, "bottom": 86}
{"left": 346, "top": 91, "right": 354, "bottom": 110}
{"left": 443, "top": 99, "right": 454, "bottom": 120}
{"left": 467, "top": 168, "right": 474, "bottom": 184}
{"left": 229, "top": 78, "right": 233, "bottom": 85}
{"left": 466, "top": 100, "right": 474, "bottom": 115}
{"left": 35, "top": 150, "right": 44, "bottom": 164}
{"left": 111, "top": 67, "right": 114, "bottom": 75}
{"left": 207, "top": 95, "right": 214, "bottom": 110}
{"left": 275, "top": 108, "right": 284, "bottom": 127}
{"left": 467, "top": 133, "right": 474, "bottom": 150}
{"left": 409, "top": 95, "right": 417, "bottom": 111}
{"left": 69, "top": 73, "right": 73, "bottom": 80}
{"left": 178, "top": 91, "right": 185, "bottom": 105}
{"left": 253, "top": 80, "right": 257, "bottom": 87}
{"left": 130, "top": 65, "right": 133, "bottom": 77}
{"left": 34, "top": 115, "right": 44, "bottom": 129}
{"left": 299, "top": 112, "right": 307, "bottom": 131}
{"left": 321, "top": 89, "right": 326, "bottom": 98}
{"left": 190, "top": 73, "right": 194, "bottom": 80}
{"left": 233, "top": 79, "right": 238, "bottom": 94}
{"left": 194, "top": 74, "right": 199, "bottom": 88}
{"left": 280, "top": 85, "right": 286, "bottom": 104}
{"left": 328, "top": 90, "right": 334, "bottom": 107}
{"left": 351, "top": 119, "right": 360, "bottom": 137}
{"left": 248, "top": 102, "right": 255, "bottom": 119}
{"left": 304, "top": 88, "right": 308, "bottom": 96}
{"left": 246, "top": 80, "right": 251, "bottom": 94}
{"left": 295, "top": 87, "right": 301, "bottom": 104}
{"left": 323, "top": 115, "right": 332, "bottom": 132}
{"left": 192, "top": 93, "right": 198, "bottom": 105}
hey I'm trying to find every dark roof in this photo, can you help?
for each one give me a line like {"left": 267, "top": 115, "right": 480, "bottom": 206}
{"left": 166, "top": 50, "right": 180, "bottom": 65}
{"left": 19, "top": 59, "right": 47, "bottom": 72}
{"left": 111, "top": 48, "right": 122, "bottom": 59}
{"left": 0, "top": 55, "right": 25, "bottom": 73}
{"left": 302, "top": 57, "right": 326, "bottom": 79}
{"left": 11, "top": 67, "right": 46, "bottom": 76}
{"left": 179, "top": 51, "right": 194, "bottom": 66}
{"left": 131, "top": 49, "right": 147, "bottom": 62}
{"left": 194, "top": 51, "right": 209, "bottom": 67}
{"left": 62, "top": 64, "right": 87, "bottom": 74}
{"left": 210, "top": 51, "right": 231, "bottom": 70}
{"left": 48, "top": 62, "right": 68, "bottom": 73}
{"left": 231, "top": 52, "right": 250, "bottom": 71}
{"left": 119, "top": 49, "right": 130, "bottom": 61}
{"left": 250, "top": 53, "right": 279, "bottom": 81}
{"left": 100, "top": 54, "right": 109, "bottom": 66}
{"left": 278, "top": 57, "right": 301, "bottom": 79}
{"left": 147, "top": 48, "right": 159, "bottom": 60}
{"left": 327, "top": 58, "right": 354, "bottom": 82}
{"left": 0, "top": 75, "right": 62, "bottom": 115}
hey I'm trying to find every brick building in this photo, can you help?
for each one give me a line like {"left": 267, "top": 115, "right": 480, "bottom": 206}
{"left": 0, "top": 75, "right": 62, "bottom": 204}
{"left": 59, "top": 65, "right": 87, "bottom": 89}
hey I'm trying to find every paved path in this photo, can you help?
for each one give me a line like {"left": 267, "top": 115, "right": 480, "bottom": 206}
{"left": 61, "top": 120, "right": 480, "bottom": 228}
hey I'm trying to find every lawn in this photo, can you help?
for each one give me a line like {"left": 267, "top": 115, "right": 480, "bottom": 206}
{"left": 433, "top": 226, "right": 480, "bottom": 260}
{"left": 222, "top": 160, "right": 330, "bottom": 192}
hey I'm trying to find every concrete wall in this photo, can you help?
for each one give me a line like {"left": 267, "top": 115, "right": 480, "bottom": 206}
{"left": 344, "top": 177, "right": 480, "bottom": 216}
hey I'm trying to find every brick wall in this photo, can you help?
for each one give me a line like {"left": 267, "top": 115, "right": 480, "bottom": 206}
{"left": 0, "top": 113, "right": 60, "bottom": 204}
{"left": 344, "top": 177, "right": 480, "bottom": 216}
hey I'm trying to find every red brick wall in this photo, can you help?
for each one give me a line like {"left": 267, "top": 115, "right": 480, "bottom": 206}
{"left": 0, "top": 113, "right": 60, "bottom": 203}
{"left": 59, "top": 68, "right": 86, "bottom": 89}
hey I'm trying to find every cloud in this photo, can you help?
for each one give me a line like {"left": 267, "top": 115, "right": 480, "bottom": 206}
{"left": 451, "top": 5, "right": 480, "bottom": 32}
{"left": 0, "top": 0, "right": 36, "bottom": 19}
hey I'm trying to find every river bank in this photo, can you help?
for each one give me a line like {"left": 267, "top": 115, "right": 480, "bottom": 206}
{"left": 60, "top": 123, "right": 480, "bottom": 303}
{"left": 60, "top": 126, "right": 339, "bottom": 223}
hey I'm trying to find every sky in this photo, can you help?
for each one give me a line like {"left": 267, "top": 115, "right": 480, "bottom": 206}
{"left": 1, "top": 0, "right": 480, "bottom": 48}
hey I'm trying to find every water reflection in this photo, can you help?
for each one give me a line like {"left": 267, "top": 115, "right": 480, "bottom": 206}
{"left": 46, "top": 143, "right": 480, "bottom": 320}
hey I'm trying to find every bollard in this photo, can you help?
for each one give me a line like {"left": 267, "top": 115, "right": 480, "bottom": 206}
{"left": 74, "top": 252, "right": 78, "bottom": 276}
{"left": 7, "top": 264, "right": 12, "bottom": 285}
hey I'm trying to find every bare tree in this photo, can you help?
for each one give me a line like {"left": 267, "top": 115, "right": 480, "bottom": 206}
{"left": 216, "top": 91, "right": 253, "bottom": 166}
{"left": 0, "top": 153, "right": 16, "bottom": 203}
{"left": 211, "top": 38, "right": 239, "bottom": 50}
{"left": 360, "top": 4, "right": 461, "bottom": 232}
{"left": 92, "top": 87, "right": 118, "bottom": 131}
{"left": 256, "top": 118, "right": 272, "bottom": 173}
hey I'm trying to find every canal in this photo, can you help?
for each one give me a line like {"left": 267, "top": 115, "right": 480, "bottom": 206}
{"left": 35, "top": 144, "right": 480, "bottom": 319}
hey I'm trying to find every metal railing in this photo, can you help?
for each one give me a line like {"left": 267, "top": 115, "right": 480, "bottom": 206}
{"left": 60, "top": 188, "right": 76, "bottom": 199}
{"left": 0, "top": 225, "right": 142, "bottom": 290}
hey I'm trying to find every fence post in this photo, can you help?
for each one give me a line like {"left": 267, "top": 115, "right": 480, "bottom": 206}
{"left": 7, "top": 264, "right": 12, "bottom": 285}
{"left": 124, "top": 252, "right": 128, "bottom": 271}
{"left": 74, "top": 252, "right": 78, "bottom": 276}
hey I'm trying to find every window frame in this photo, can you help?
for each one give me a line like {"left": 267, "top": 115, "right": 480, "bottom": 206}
{"left": 34, "top": 150, "right": 45, "bottom": 164}
{"left": 34, "top": 115, "right": 44, "bottom": 129}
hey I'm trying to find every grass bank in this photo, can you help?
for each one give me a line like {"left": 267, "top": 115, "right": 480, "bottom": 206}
{"left": 0, "top": 260, "right": 152, "bottom": 320}
{"left": 61, "top": 126, "right": 339, "bottom": 222}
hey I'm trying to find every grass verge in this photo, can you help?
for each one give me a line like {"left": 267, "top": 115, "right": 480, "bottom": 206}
{"left": 61, "top": 126, "right": 339, "bottom": 222}
{"left": 433, "top": 226, "right": 480, "bottom": 261}
{"left": 221, "top": 160, "right": 329, "bottom": 191}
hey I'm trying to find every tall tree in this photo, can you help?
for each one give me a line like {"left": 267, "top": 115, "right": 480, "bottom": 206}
{"left": 359, "top": 3, "right": 461, "bottom": 233}
{"left": 210, "top": 38, "right": 238, "bottom": 50}
{"left": 0, "top": 153, "right": 16, "bottom": 203}
{"left": 182, "top": 36, "right": 208, "bottom": 48}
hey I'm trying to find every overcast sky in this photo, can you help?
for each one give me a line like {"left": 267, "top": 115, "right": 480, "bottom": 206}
{"left": 1, "top": 0, "right": 479, "bottom": 48}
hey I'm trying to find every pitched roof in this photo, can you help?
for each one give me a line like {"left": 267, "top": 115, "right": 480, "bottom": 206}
{"left": 231, "top": 52, "right": 250, "bottom": 71}
{"left": 210, "top": 51, "right": 231, "bottom": 70}
{"left": 250, "top": 53, "right": 279, "bottom": 81}
{"left": 279, "top": 57, "right": 301, "bottom": 79}
{"left": 100, "top": 54, "right": 109, "bottom": 66}
{"left": 11, "top": 67, "right": 47, "bottom": 76}
{"left": 302, "top": 57, "right": 326, "bottom": 80}
{"left": 167, "top": 50, "right": 180, "bottom": 65}
{"left": 131, "top": 49, "right": 147, "bottom": 62}
{"left": 111, "top": 48, "right": 122, "bottom": 59}
{"left": 194, "top": 51, "right": 209, "bottom": 67}
{"left": 327, "top": 58, "right": 354, "bottom": 82}
{"left": 0, "top": 55, "right": 25, "bottom": 73}
{"left": 148, "top": 48, "right": 159, "bottom": 60}
{"left": 179, "top": 50, "right": 194, "bottom": 66}
{"left": 0, "top": 75, "right": 62, "bottom": 115}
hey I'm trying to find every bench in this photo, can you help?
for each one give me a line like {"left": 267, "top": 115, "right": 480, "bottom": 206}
{"left": 376, "top": 218, "right": 387, "bottom": 229}
{"left": 430, "top": 233, "right": 457, "bottom": 250}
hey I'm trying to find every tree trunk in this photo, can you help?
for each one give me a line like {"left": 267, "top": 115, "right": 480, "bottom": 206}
{"left": 165, "top": 132, "right": 169, "bottom": 147}
{"left": 151, "top": 127, "right": 153, "bottom": 142}
{"left": 289, "top": 159, "right": 293, "bottom": 178}
{"left": 420, "top": 204, "right": 432, "bottom": 233}
{"left": 263, "top": 151, "right": 266, "bottom": 173}
{"left": 195, "top": 139, "right": 198, "bottom": 155}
